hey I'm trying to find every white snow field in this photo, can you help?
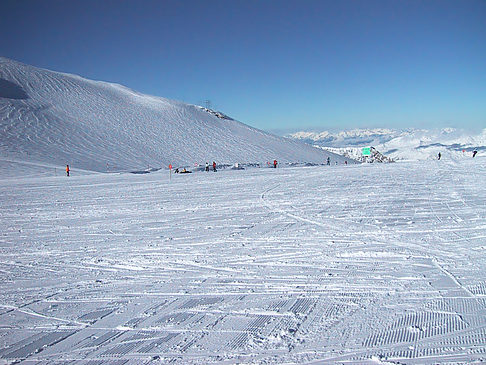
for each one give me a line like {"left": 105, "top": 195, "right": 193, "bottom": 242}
{"left": 1, "top": 156, "right": 485, "bottom": 364}
{"left": 0, "top": 57, "right": 344, "bottom": 178}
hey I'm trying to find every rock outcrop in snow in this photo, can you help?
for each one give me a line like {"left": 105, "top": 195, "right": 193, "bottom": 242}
{"left": 319, "top": 146, "right": 395, "bottom": 163}
{"left": 0, "top": 57, "right": 345, "bottom": 176}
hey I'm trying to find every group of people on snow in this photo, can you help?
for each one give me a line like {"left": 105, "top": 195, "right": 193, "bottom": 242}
{"left": 205, "top": 161, "right": 217, "bottom": 172}
{"left": 64, "top": 150, "right": 480, "bottom": 177}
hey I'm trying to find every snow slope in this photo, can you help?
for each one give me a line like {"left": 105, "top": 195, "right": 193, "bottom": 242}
{"left": 0, "top": 57, "right": 344, "bottom": 177}
{"left": 380, "top": 128, "right": 486, "bottom": 161}
{"left": 288, "top": 128, "right": 486, "bottom": 161}
{"left": 1, "top": 158, "right": 485, "bottom": 363}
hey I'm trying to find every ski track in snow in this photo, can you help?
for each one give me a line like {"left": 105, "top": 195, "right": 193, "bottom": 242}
{"left": 0, "top": 158, "right": 486, "bottom": 364}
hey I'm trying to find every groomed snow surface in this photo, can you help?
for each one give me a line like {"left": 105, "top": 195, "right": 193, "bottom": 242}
{"left": 1, "top": 157, "right": 485, "bottom": 364}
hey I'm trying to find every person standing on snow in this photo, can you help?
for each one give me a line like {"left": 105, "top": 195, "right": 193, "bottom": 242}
{"left": 473, "top": 150, "right": 478, "bottom": 158}
{"left": 273, "top": 160, "right": 277, "bottom": 168}
{"left": 66, "top": 164, "right": 70, "bottom": 177}
{"left": 327, "top": 157, "right": 331, "bottom": 166}
{"left": 438, "top": 152, "right": 441, "bottom": 160}
{"left": 205, "top": 162, "right": 209, "bottom": 172}
{"left": 212, "top": 161, "right": 217, "bottom": 172}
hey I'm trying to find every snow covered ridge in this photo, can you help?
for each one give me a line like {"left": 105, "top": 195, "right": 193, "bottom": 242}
{"left": 288, "top": 128, "right": 486, "bottom": 161}
{"left": 0, "top": 57, "right": 346, "bottom": 177}
{"left": 289, "top": 128, "right": 402, "bottom": 146}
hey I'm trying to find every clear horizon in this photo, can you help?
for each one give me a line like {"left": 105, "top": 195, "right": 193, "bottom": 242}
{"left": 1, "top": 0, "right": 485, "bottom": 132}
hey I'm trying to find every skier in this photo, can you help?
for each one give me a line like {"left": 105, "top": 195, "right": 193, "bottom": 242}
{"left": 205, "top": 162, "right": 209, "bottom": 172}
{"left": 327, "top": 157, "right": 330, "bottom": 166}
{"left": 438, "top": 152, "right": 441, "bottom": 160}
{"left": 66, "top": 164, "right": 70, "bottom": 177}
{"left": 212, "top": 161, "right": 217, "bottom": 172}
{"left": 273, "top": 159, "right": 277, "bottom": 168}
{"left": 473, "top": 150, "right": 478, "bottom": 158}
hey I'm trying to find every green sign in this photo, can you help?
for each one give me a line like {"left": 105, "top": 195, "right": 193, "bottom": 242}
{"left": 362, "top": 147, "right": 371, "bottom": 156}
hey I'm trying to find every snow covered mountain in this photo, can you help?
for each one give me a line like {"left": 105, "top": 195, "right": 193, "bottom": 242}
{"left": 0, "top": 57, "right": 344, "bottom": 177}
{"left": 288, "top": 128, "right": 486, "bottom": 161}
{"left": 289, "top": 128, "right": 403, "bottom": 148}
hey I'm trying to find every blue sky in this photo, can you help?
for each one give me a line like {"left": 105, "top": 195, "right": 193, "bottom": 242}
{"left": 1, "top": 0, "right": 485, "bottom": 132}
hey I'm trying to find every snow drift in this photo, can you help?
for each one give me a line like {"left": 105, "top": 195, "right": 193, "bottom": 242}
{"left": 0, "top": 57, "right": 344, "bottom": 176}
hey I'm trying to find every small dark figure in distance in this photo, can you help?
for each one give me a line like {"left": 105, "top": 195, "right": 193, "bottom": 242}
{"left": 273, "top": 159, "right": 277, "bottom": 168}
{"left": 212, "top": 161, "right": 217, "bottom": 172}
{"left": 66, "top": 164, "right": 70, "bottom": 177}
{"left": 473, "top": 150, "right": 478, "bottom": 158}
{"left": 345, "top": 161, "right": 348, "bottom": 165}
{"left": 205, "top": 162, "right": 209, "bottom": 172}
{"left": 327, "top": 157, "right": 330, "bottom": 166}
{"left": 174, "top": 168, "right": 179, "bottom": 173}
{"left": 438, "top": 152, "right": 441, "bottom": 160}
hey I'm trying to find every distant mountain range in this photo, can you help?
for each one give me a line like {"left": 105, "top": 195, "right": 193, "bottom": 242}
{"left": 0, "top": 57, "right": 345, "bottom": 177}
{"left": 287, "top": 128, "right": 486, "bottom": 161}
